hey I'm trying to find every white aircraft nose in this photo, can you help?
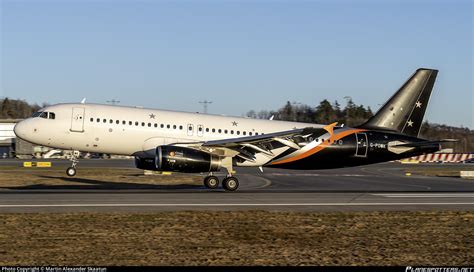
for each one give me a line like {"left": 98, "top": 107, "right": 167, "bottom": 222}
{"left": 13, "top": 121, "right": 26, "bottom": 140}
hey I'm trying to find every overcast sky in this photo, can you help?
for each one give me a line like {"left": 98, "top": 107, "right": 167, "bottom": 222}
{"left": 1, "top": 0, "right": 472, "bottom": 128}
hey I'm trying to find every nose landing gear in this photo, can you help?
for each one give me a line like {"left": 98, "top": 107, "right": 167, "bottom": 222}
{"left": 66, "top": 150, "right": 80, "bottom": 177}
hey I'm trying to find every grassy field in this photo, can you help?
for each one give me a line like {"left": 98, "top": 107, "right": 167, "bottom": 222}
{"left": 0, "top": 167, "right": 202, "bottom": 189}
{"left": 0, "top": 211, "right": 472, "bottom": 266}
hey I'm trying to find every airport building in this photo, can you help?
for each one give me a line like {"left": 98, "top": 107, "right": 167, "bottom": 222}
{"left": 0, "top": 119, "right": 45, "bottom": 158}
{"left": 0, "top": 120, "right": 18, "bottom": 158}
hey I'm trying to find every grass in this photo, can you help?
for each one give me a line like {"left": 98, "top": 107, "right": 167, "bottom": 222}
{"left": 0, "top": 211, "right": 472, "bottom": 266}
{"left": 406, "top": 166, "right": 474, "bottom": 177}
{"left": 0, "top": 166, "right": 202, "bottom": 189}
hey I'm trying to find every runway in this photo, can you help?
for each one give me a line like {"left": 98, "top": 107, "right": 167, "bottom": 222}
{"left": 0, "top": 159, "right": 473, "bottom": 212}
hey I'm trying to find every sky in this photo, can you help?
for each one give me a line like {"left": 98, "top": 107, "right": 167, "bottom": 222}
{"left": 1, "top": 0, "right": 472, "bottom": 128}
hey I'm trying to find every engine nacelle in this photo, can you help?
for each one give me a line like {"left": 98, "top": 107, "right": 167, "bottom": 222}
{"left": 135, "top": 146, "right": 221, "bottom": 173}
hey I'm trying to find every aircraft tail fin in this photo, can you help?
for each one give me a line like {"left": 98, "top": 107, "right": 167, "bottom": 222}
{"left": 360, "top": 68, "right": 438, "bottom": 137}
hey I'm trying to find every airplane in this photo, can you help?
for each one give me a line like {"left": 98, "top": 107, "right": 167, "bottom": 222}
{"left": 14, "top": 68, "right": 452, "bottom": 191}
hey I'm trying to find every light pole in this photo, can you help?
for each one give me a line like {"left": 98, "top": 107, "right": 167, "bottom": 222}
{"left": 199, "top": 100, "right": 212, "bottom": 114}
{"left": 106, "top": 99, "right": 120, "bottom": 105}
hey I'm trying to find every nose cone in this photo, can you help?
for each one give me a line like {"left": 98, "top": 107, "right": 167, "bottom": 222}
{"left": 13, "top": 121, "right": 28, "bottom": 141}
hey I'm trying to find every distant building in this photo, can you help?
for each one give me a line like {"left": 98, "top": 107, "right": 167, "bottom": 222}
{"left": 0, "top": 119, "right": 37, "bottom": 158}
{"left": 0, "top": 120, "right": 18, "bottom": 158}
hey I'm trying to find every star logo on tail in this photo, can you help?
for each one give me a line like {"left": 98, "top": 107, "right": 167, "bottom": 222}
{"left": 415, "top": 101, "right": 422, "bottom": 108}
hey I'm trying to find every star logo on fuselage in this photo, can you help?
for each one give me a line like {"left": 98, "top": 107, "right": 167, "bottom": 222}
{"left": 232, "top": 121, "right": 238, "bottom": 126}
{"left": 149, "top": 113, "right": 156, "bottom": 119}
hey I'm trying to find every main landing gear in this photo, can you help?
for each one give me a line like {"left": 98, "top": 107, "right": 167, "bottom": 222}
{"left": 203, "top": 174, "right": 240, "bottom": 191}
{"left": 66, "top": 150, "right": 80, "bottom": 177}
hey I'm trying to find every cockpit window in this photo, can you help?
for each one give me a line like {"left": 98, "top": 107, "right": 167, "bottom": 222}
{"left": 32, "top": 111, "right": 56, "bottom": 119}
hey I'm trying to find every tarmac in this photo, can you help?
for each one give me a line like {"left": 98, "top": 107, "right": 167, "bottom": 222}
{"left": 0, "top": 159, "right": 473, "bottom": 212}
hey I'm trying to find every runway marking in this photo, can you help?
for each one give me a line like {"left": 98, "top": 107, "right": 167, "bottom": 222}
{"left": 251, "top": 175, "right": 273, "bottom": 189}
{"left": 373, "top": 193, "right": 474, "bottom": 198}
{"left": 0, "top": 202, "right": 472, "bottom": 208}
{"left": 266, "top": 173, "right": 370, "bottom": 177}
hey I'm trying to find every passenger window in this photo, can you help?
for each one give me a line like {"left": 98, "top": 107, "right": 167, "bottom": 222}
{"left": 148, "top": 123, "right": 151, "bottom": 127}
{"left": 129, "top": 121, "right": 132, "bottom": 125}
{"left": 116, "top": 120, "right": 120, "bottom": 124}
{"left": 218, "top": 129, "right": 222, "bottom": 133}
{"left": 49, "top": 112, "right": 56, "bottom": 119}
{"left": 168, "top": 124, "right": 171, "bottom": 129}
{"left": 173, "top": 125, "right": 177, "bottom": 129}
{"left": 243, "top": 131, "right": 247, "bottom": 136}
{"left": 212, "top": 128, "right": 215, "bottom": 133}
{"left": 237, "top": 131, "right": 240, "bottom": 135}
{"left": 230, "top": 130, "right": 234, "bottom": 134}
{"left": 135, "top": 121, "right": 139, "bottom": 126}
{"left": 198, "top": 127, "right": 202, "bottom": 132}
{"left": 154, "top": 124, "right": 158, "bottom": 128}
{"left": 179, "top": 125, "right": 183, "bottom": 130}
{"left": 97, "top": 118, "right": 100, "bottom": 122}
{"left": 206, "top": 128, "right": 209, "bottom": 132}
{"left": 142, "top": 122, "right": 145, "bottom": 126}
{"left": 122, "top": 120, "right": 126, "bottom": 125}
{"left": 160, "top": 124, "right": 164, "bottom": 128}
{"left": 249, "top": 132, "right": 253, "bottom": 136}
{"left": 110, "top": 119, "right": 113, "bottom": 124}
{"left": 224, "top": 130, "right": 228, "bottom": 134}
{"left": 90, "top": 118, "right": 93, "bottom": 122}
{"left": 103, "top": 119, "right": 107, "bottom": 123}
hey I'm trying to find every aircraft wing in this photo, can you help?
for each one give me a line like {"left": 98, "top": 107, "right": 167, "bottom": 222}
{"left": 191, "top": 124, "right": 338, "bottom": 163}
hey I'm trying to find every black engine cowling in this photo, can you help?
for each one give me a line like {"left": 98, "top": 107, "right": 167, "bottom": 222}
{"left": 135, "top": 146, "right": 221, "bottom": 173}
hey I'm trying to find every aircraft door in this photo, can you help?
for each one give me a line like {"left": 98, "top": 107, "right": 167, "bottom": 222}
{"left": 197, "top": 125, "right": 204, "bottom": 137}
{"left": 187, "top": 124, "right": 194, "bottom": 136}
{"left": 355, "top": 133, "right": 368, "bottom": 157}
{"left": 70, "top": 107, "right": 85, "bottom": 132}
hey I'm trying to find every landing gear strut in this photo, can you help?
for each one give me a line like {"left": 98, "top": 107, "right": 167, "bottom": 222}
{"left": 66, "top": 150, "right": 80, "bottom": 177}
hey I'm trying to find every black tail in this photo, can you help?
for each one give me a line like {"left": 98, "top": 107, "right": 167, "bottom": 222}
{"left": 360, "top": 68, "right": 438, "bottom": 137}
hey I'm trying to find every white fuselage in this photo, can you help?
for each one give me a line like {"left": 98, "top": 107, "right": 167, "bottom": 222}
{"left": 14, "top": 103, "right": 322, "bottom": 166}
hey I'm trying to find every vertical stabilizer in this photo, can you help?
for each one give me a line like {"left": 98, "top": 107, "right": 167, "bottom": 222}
{"left": 360, "top": 68, "right": 438, "bottom": 137}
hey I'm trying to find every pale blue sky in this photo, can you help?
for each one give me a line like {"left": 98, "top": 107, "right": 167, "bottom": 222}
{"left": 1, "top": 0, "right": 472, "bottom": 128}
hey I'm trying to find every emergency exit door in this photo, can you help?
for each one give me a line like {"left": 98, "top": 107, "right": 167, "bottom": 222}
{"left": 70, "top": 107, "right": 85, "bottom": 132}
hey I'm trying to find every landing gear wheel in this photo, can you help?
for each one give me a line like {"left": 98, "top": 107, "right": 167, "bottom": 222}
{"left": 66, "top": 167, "right": 77, "bottom": 177}
{"left": 222, "top": 177, "right": 239, "bottom": 191}
{"left": 204, "top": 176, "right": 219, "bottom": 189}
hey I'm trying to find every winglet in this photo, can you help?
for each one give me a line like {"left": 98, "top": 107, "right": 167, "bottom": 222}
{"left": 80, "top": 98, "right": 86, "bottom": 104}
{"left": 323, "top": 122, "right": 338, "bottom": 144}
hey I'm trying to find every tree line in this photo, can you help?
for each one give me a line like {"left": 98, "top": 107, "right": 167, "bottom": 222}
{"left": 0, "top": 98, "right": 43, "bottom": 119}
{"left": 247, "top": 99, "right": 473, "bottom": 152}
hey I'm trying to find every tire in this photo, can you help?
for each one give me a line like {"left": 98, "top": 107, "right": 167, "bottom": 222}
{"left": 222, "top": 177, "right": 239, "bottom": 191}
{"left": 204, "top": 176, "right": 219, "bottom": 189}
{"left": 66, "top": 167, "right": 77, "bottom": 177}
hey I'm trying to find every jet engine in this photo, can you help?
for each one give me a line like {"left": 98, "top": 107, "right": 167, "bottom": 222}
{"left": 135, "top": 146, "right": 221, "bottom": 173}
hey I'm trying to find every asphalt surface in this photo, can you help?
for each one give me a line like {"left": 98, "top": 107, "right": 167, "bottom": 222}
{"left": 0, "top": 159, "right": 473, "bottom": 212}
